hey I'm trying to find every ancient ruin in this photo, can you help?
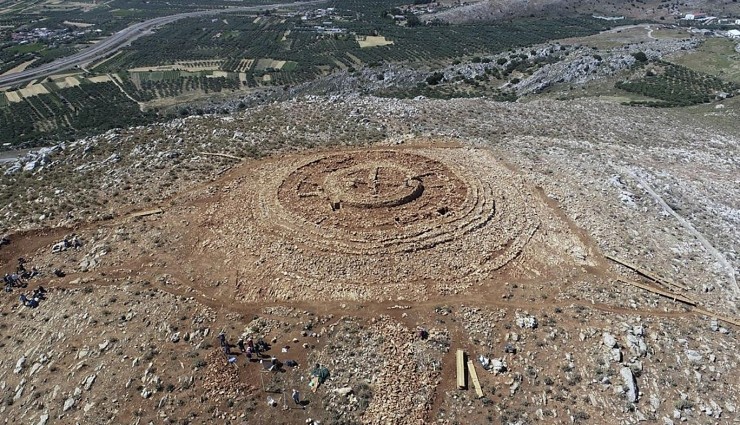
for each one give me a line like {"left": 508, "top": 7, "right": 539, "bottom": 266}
{"left": 178, "top": 144, "right": 584, "bottom": 303}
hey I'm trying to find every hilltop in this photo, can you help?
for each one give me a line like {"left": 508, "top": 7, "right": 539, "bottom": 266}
{"left": 1, "top": 93, "right": 738, "bottom": 424}
{"left": 1, "top": 1, "right": 739, "bottom": 424}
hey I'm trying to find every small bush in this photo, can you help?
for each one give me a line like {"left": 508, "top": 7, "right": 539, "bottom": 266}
{"left": 631, "top": 51, "right": 648, "bottom": 62}
{"left": 426, "top": 72, "right": 444, "bottom": 86}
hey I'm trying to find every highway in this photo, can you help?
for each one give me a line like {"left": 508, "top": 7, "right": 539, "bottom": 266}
{"left": 0, "top": 0, "right": 323, "bottom": 88}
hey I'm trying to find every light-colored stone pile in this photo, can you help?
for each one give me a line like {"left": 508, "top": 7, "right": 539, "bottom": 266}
{"left": 309, "top": 315, "right": 443, "bottom": 425}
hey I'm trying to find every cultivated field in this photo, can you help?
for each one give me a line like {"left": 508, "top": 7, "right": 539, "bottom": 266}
{"left": 129, "top": 60, "right": 226, "bottom": 73}
{"left": 254, "top": 58, "right": 287, "bottom": 71}
{"left": 668, "top": 38, "right": 740, "bottom": 83}
{"left": 357, "top": 35, "right": 394, "bottom": 48}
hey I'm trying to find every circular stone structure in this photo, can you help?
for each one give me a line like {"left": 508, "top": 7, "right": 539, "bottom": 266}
{"left": 203, "top": 146, "right": 542, "bottom": 301}
{"left": 321, "top": 161, "right": 424, "bottom": 211}
{"left": 274, "top": 150, "right": 470, "bottom": 251}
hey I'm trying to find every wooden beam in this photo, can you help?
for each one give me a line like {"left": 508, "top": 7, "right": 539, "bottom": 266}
{"left": 617, "top": 279, "right": 696, "bottom": 306}
{"left": 607, "top": 254, "right": 690, "bottom": 291}
{"left": 456, "top": 349, "right": 466, "bottom": 390}
{"left": 692, "top": 307, "right": 740, "bottom": 328}
{"left": 127, "top": 208, "right": 164, "bottom": 219}
{"left": 467, "top": 360, "right": 483, "bottom": 398}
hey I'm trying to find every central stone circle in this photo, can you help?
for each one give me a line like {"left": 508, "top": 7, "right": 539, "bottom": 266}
{"left": 277, "top": 150, "right": 468, "bottom": 234}
{"left": 323, "top": 162, "right": 423, "bottom": 210}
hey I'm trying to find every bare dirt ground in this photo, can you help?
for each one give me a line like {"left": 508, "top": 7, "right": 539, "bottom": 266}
{"left": 0, "top": 96, "right": 738, "bottom": 424}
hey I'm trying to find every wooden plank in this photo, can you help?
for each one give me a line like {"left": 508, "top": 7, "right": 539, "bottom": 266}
{"left": 617, "top": 279, "right": 696, "bottom": 306}
{"left": 456, "top": 349, "right": 466, "bottom": 390}
{"left": 607, "top": 254, "right": 690, "bottom": 291}
{"left": 127, "top": 208, "right": 164, "bottom": 219}
{"left": 467, "top": 360, "right": 483, "bottom": 398}
{"left": 692, "top": 307, "right": 740, "bottom": 328}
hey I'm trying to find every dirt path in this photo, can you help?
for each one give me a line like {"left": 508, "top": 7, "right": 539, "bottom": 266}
{"left": 109, "top": 73, "right": 144, "bottom": 111}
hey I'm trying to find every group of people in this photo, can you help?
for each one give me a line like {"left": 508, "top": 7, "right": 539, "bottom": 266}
{"left": 51, "top": 235, "right": 82, "bottom": 253}
{"left": 216, "top": 331, "right": 332, "bottom": 410}
{"left": 219, "top": 332, "right": 272, "bottom": 361}
{"left": 19, "top": 286, "right": 46, "bottom": 308}
{"left": 4, "top": 258, "right": 39, "bottom": 292}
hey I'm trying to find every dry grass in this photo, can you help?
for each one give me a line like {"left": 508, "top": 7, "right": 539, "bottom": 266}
{"left": 18, "top": 84, "right": 50, "bottom": 98}
{"left": 0, "top": 58, "right": 37, "bottom": 76}
{"left": 668, "top": 38, "right": 740, "bottom": 83}
{"left": 357, "top": 35, "right": 394, "bottom": 48}
{"left": 88, "top": 75, "right": 113, "bottom": 83}
{"left": 63, "top": 20, "right": 94, "bottom": 27}
{"left": 254, "top": 59, "right": 286, "bottom": 71}
{"left": 55, "top": 76, "right": 81, "bottom": 89}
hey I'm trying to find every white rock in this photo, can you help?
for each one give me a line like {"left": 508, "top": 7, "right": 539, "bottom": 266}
{"left": 98, "top": 339, "right": 110, "bottom": 351}
{"left": 685, "top": 350, "right": 703, "bottom": 364}
{"left": 620, "top": 367, "right": 638, "bottom": 403}
{"left": 611, "top": 348, "right": 622, "bottom": 362}
{"left": 84, "top": 374, "right": 97, "bottom": 391}
{"left": 63, "top": 397, "right": 76, "bottom": 412}
{"left": 333, "top": 387, "right": 353, "bottom": 396}
{"left": 14, "top": 357, "right": 26, "bottom": 374}
{"left": 516, "top": 316, "right": 537, "bottom": 329}
{"left": 29, "top": 362, "right": 43, "bottom": 376}
{"left": 14, "top": 384, "right": 24, "bottom": 401}
{"left": 603, "top": 333, "right": 617, "bottom": 348}
{"left": 492, "top": 358, "right": 507, "bottom": 374}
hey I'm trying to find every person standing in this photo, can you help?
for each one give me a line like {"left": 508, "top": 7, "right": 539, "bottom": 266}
{"left": 292, "top": 389, "right": 303, "bottom": 409}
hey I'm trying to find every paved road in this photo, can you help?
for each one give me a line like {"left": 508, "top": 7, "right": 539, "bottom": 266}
{"left": 0, "top": 148, "right": 30, "bottom": 163}
{"left": 0, "top": 0, "right": 323, "bottom": 88}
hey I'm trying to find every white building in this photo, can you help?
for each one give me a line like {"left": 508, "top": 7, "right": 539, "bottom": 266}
{"left": 684, "top": 14, "right": 695, "bottom": 20}
{"left": 728, "top": 29, "right": 740, "bottom": 39}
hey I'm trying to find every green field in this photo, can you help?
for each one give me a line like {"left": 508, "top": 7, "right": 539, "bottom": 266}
{"left": 0, "top": 81, "right": 155, "bottom": 146}
{"left": 281, "top": 61, "right": 298, "bottom": 71}
{"left": 133, "top": 70, "right": 183, "bottom": 82}
{"left": 668, "top": 38, "right": 740, "bottom": 83}
{"left": 8, "top": 42, "right": 45, "bottom": 54}
{"left": 615, "top": 60, "right": 738, "bottom": 107}
{"left": 111, "top": 8, "right": 141, "bottom": 17}
{"left": 0, "top": 0, "right": 634, "bottom": 147}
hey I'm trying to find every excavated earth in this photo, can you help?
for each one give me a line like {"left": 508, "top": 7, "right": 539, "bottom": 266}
{"left": 182, "top": 143, "right": 560, "bottom": 303}
{"left": 0, "top": 95, "right": 738, "bottom": 425}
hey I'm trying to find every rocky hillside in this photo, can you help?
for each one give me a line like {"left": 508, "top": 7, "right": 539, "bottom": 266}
{"left": 422, "top": 0, "right": 740, "bottom": 23}
{"left": 1, "top": 59, "right": 739, "bottom": 425}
